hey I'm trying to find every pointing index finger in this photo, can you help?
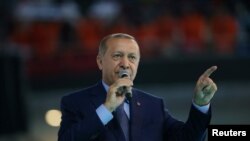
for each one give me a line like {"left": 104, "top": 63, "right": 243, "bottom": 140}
{"left": 201, "top": 66, "right": 217, "bottom": 78}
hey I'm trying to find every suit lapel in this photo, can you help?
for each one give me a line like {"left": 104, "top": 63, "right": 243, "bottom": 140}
{"left": 109, "top": 116, "right": 126, "bottom": 141}
{"left": 130, "top": 90, "right": 144, "bottom": 141}
{"left": 90, "top": 81, "right": 106, "bottom": 109}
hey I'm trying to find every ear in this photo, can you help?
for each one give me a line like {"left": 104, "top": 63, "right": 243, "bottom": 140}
{"left": 96, "top": 55, "right": 102, "bottom": 70}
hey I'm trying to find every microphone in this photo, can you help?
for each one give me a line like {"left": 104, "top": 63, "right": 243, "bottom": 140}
{"left": 116, "top": 70, "right": 132, "bottom": 100}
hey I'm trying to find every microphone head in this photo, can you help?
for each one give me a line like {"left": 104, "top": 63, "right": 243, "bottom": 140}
{"left": 118, "top": 69, "right": 132, "bottom": 100}
{"left": 119, "top": 70, "right": 129, "bottom": 78}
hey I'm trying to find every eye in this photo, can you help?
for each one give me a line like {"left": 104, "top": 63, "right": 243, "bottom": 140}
{"left": 112, "top": 53, "right": 122, "bottom": 60}
{"left": 129, "top": 55, "right": 137, "bottom": 62}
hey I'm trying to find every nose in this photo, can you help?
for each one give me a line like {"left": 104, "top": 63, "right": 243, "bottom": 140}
{"left": 119, "top": 57, "right": 130, "bottom": 69}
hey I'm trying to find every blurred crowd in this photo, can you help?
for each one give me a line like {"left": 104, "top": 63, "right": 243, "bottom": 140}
{"left": 1, "top": 0, "right": 250, "bottom": 77}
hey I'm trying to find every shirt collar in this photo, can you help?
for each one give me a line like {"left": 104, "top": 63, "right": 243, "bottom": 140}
{"left": 102, "top": 80, "right": 109, "bottom": 92}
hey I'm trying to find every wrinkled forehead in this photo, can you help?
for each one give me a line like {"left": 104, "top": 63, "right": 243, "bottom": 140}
{"left": 106, "top": 38, "right": 140, "bottom": 55}
{"left": 99, "top": 33, "right": 140, "bottom": 56}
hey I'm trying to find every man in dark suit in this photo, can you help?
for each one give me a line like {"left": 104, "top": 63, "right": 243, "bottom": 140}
{"left": 58, "top": 33, "right": 218, "bottom": 141}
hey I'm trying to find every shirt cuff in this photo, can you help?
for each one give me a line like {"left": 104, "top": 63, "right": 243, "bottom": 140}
{"left": 96, "top": 104, "right": 113, "bottom": 125}
{"left": 192, "top": 102, "right": 210, "bottom": 114}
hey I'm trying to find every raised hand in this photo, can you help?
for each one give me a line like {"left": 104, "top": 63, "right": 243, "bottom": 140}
{"left": 193, "top": 66, "right": 218, "bottom": 106}
{"left": 104, "top": 78, "right": 133, "bottom": 112}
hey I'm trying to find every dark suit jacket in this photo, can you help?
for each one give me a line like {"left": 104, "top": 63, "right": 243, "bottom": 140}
{"left": 58, "top": 81, "right": 211, "bottom": 141}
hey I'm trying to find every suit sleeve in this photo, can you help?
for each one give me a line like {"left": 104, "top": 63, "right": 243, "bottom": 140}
{"left": 58, "top": 96, "right": 105, "bottom": 141}
{"left": 163, "top": 100, "right": 211, "bottom": 141}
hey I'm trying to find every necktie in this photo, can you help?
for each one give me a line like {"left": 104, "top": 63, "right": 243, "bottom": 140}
{"left": 115, "top": 102, "right": 129, "bottom": 141}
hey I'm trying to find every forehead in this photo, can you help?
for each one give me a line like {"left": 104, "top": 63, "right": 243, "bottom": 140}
{"left": 105, "top": 38, "right": 140, "bottom": 53}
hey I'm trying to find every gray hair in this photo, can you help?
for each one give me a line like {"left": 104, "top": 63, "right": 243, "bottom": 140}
{"left": 98, "top": 33, "right": 138, "bottom": 56}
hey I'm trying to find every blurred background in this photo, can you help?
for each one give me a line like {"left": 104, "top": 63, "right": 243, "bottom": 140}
{"left": 0, "top": 0, "right": 250, "bottom": 141}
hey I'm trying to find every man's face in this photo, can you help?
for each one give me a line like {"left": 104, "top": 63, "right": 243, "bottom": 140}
{"left": 97, "top": 38, "right": 140, "bottom": 86}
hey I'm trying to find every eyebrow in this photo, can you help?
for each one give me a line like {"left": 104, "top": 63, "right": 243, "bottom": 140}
{"left": 113, "top": 51, "right": 138, "bottom": 56}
